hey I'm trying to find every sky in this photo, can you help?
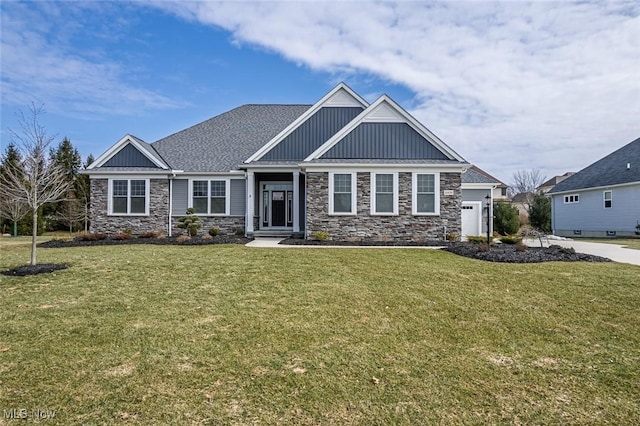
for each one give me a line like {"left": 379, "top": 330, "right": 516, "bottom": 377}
{"left": 1, "top": 0, "right": 639, "bottom": 184}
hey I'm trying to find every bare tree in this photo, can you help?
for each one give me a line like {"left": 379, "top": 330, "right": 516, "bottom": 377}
{"left": 0, "top": 195, "right": 29, "bottom": 236}
{"left": 0, "top": 104, "right": 72, "bottom": 265}
{"left": 55, "top": 197, "right": 85, "bottom": 234}
{"left": 508, "top": 169, "right": 546, "bottom": 207}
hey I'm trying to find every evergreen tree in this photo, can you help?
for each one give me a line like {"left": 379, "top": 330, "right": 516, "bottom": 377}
{"left": 47, "top": 137, "right": 83, "bottom": 230}
{"left": 528, "top": 194, "right": 552, "bottom": 233}
{"left": 493, "top": 201, "right": 520, "bottom": 235}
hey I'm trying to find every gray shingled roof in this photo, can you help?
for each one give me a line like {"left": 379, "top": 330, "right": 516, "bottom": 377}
{"left": 549, "top": 137, "right": 640, "bottom": 193}
{"left": 152, "top": 104, "right": 311, "bottom": 172}
{"left": 462, "top": 167, "right": 502, "bottom": 184}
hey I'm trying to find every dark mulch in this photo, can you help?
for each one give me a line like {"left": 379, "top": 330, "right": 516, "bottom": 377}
{"left": 444, "top": 243, "right": 612, "bottom": 263}
{"left": 1, "top": 263, "right": 69, "bottom": 276}
{"left": 280, "top": 238, "right": 449, "bottom": 247}
{"left": 39, "top": 236, "right": 252, "bottom": 248}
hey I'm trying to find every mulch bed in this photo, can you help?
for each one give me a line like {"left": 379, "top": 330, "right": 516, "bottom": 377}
{"left": 280, "top": 238, "right": 448, "bottom": 247}
{"left": 39, "top": 236, "right": 252, "bottom": 248}
{"left": 444, "top": 243, "right": 611, "bottom": 263}
{"left": 1, "top": 263, "right": 69, "bottom": 276}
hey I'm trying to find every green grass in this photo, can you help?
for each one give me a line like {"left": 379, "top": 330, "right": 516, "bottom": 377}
{"left": 1, "top": 243, "right": 639, "bottom": 424}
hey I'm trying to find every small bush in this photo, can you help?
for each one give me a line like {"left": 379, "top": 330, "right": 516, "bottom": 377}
{"left": 446, "top": 232, "right": 459, "bottom": 242}
{"left": 494, "top": 202, "right": 520, "bottom": 235}
{"left": 139, "top": 230, "right": 163, "bottom": 239}
{"left": 123, "top": 228, "right": 132, "bottom": 235}
{"left": 551, "top": 245, "right": 576, "bottom": 255}
{"left": 515, "top": 242, "right": 528, "bottom": 252}
{"left": 176, "top": 235, "right": 191, "bottom": 243}
{"left": 177, "top": 208, "right": 202, "bottom": 237}
{"left": 477, "top": 242, "right": 491, "bottom": 252}
{"left": 467, "top": 235, "right": 493, "bottom": 243}
{"left": 234, "top": 227, "right": 245, "bottom": 236}
{"left": 313, "top": 231, "right": 329, "bottom": 241}
{"left": 208, "top": 227, "right": 220, "bottom": 237}
{"left": 76, "top": 232, "right": 107, "bottom": 241}
{"left": 201, "top": 234, "right": 213, "bottom": 240}
{"left": 500, "top": 235, "right": 522, "bottom": 245}
{"left": 113, "top": 232, "right": 131, "bottom": 240}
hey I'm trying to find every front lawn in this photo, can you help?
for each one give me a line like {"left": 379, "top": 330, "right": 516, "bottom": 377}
{"left": 1, "top": 244, "right": 638, "bottom": 424}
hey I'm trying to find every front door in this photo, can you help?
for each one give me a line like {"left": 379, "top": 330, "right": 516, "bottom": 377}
{"left": 271, "top": 191, "right": 286, "bottom": 226}
{"left": 260, "top": 182, "right": 294, "bottom": 229}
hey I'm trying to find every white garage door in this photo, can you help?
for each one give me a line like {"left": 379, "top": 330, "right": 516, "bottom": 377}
{"left": 461, "top": 202, "right": 482, "bottom": 237}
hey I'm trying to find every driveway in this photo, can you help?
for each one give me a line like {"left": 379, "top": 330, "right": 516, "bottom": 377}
{"left": 527, "top": 238, "right": 640, "bottom": 266}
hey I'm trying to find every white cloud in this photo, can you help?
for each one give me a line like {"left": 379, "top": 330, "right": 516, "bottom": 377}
{"left": 150, "top": 0, "right": 640, "bottom": 182}
{"left": 0, "top": 2, "right": 185, "bottom": 119}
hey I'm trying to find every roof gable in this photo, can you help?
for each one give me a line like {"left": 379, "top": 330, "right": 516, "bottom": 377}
{"left": 306, "top": 95, "right": 466, "bottom": 163}
{"left": 245, "top": 83, "right": 368, "bottom": 163}
{"left": 549, "top": 137, "right": 640, "bottom": 194}
{"left": 89, "top": 135, "right": 168, "bottom": 170}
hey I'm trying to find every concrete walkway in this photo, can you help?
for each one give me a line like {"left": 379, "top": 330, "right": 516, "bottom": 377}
{"left": 245, "top": 237, "right": 444, "bottom": 249}
{"left": 526, "top": 238, "right": 640, "bottom": 266}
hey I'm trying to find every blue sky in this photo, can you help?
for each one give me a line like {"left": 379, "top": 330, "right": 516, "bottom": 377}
{"left": 1, "top": 1, "right": 639, "bottom": 183}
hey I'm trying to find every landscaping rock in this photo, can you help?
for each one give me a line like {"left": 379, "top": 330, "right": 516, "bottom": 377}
{"left": 2, "top": 263, "right": 69, "bottom": 276}
{"left": 39, "top": 235, "right": 252, "bottom": 248}
{"left": 444, "top": 243, "right": 611, "bottom": 263}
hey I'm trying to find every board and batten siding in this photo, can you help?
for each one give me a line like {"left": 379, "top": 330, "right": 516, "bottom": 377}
{"left": 103, "top": 144, "right": 160, "bottom": 168}
{"left": 552, "top": 184, "right": 640, "bottom": 236}
{"left": 321, "top": 123, "right": 449, "bottom": 160}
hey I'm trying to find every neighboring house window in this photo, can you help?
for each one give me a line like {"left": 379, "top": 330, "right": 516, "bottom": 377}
{"left": 329, "top": 172, "right": 356, "bottom": 215}
{"left": 564, "top": 194, "right": 579, "bottom": 204}
{"left": 191, "top": 180, "right": 228, "bottom": 215}
{"left": 501, "top": 187, "right": 507, "bottom": 197}
{"left": 412, "top": 173, "right": 440, "bottom": 215}
{"left": 371, "top": 172, "right": 398, "bottom": 215}
{"left": 110, "top": 179, "right": 148, "bottom": 215}
{"left": 604, "top": 190, "right": 612, "bottom": 208}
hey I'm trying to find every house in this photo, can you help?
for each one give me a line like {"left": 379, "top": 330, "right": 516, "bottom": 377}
{"left": 537, "top": 172, "right": 575, "bottom": 194}
{"left": 548, "top": 137, "right": 640, "bottom": 238}
{"left": 87, "top": 83, "right": 500, "bottom": 241}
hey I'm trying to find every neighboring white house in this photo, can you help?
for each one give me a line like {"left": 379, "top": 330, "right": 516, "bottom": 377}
{"left": 548, "top": 137, "right": 640, "bottom": 238}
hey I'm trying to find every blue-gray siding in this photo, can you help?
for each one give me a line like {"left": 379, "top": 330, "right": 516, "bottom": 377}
{"left": 230, "top": 179, "right": 246, "bottom": 216}
{"left": 261, "top": 107, "right": 363, "bottom": 161}
{"left": 103, "top": 143, "right": 160, "bottom": 168}
{"left": 552, "top": 184, "right": 640, "bottom": 236}
{"left": 321, "top": 123, "right": 450, "bottom": 160}
{"left": 171, "top": 179, "right": 189, "bottom": 215}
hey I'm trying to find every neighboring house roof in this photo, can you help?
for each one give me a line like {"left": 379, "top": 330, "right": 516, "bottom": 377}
{"left": 511, "top": 192, "right": 534, "bottom": 203}
{"left": 538, "top": 172, "right": 575, "bottom": 192}
{"left": 152, "top": 104, "right": 311, "bottom": 172}
{"left": 462, "top": 165, "right": 506, "bottom": 185}
{"left": 548, "top": 137, "right": 640, "bottom": 194}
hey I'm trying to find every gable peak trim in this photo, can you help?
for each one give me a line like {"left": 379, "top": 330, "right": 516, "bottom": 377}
{"left": 88, "top": 134, "right": 169, "bottom": 170}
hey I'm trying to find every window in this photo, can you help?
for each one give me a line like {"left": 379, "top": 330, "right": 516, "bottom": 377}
{"left": 412, "top": 173, "right": 440, "bottom": 215}
{"left": 191, "top": 180, "right": 228, "bottom": 215}
{"left": 604, "top": 190, "right": 612, "bottom": 208}
{"left": 110, "top": 179, "right": 148, "bottom": 215}
{"left": 329, "top": 172, "right": 356, "bottom": 215}
{"left": 371, "top": 172, "right": 398, "bottom": 215}
{"left": 564, "top": 194, "right": 579, "bottom": 204}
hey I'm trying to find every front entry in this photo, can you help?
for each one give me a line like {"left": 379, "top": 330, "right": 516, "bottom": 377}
{"left": 261, "top": 183, "right": 294, "bottom": 229}
{"left": 461, "top": 201, "right": 482, "bottom": 237}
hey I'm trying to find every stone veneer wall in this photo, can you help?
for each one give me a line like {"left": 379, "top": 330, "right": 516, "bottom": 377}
{"left": 171, "top": 216, "right": 245, "bottom": 237}
{"left": 306, "top": 171, "right": 461, "bottom": 241}
{"left": 90, "top": 178, "right": 170, "bottom": 235}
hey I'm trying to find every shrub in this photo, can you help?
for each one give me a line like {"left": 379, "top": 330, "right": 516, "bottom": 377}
{"left": 122, "top": 228, "right": 132, "bottom": 235}
{"left": 175, "top": 235, "right": 191, "bottom": 243}
{"left": 493, "top": 202, "right": 520, "bottom": 235}
{"left": 76, "top": 232, "right": 107, "bottom": 241}
{"left": 515, "top": 242, "right": 528, "bottom": 252}
{"left": 467, "top": 235, "right": 493, "bottom": 244}
{"left": 499, "top": 235, "right": 522, "bottom": 245}
{"left": 234, "top": 227, "right": 245, "bottom": 236}
{"left": 139, "top": 230, "right": 163, "bottom": 239}
{"left": 201, "top": 234, "right": 213, "bottom": 240}
{"left": 313, "top": 231, "right": 329, "bottom": 241}
{"left": 528, "top": 194, "right": 551, "bottom": 233}
{"left": 477, "top": 242, "right": 491, "bottom": 252}
{"left": 208, "top": 227, "right": 220, "bottom": 237}
{"left": 550, "top": 245, "right": 575, "bottom": 255}
{"left": 176, "top": 208, "right": 202, "bottom": 237}
{"left": 113, "top": 232, "right": 131, "bottom": 240}
{"left": 445, "top": 232, "right": 459, "bottom": 242}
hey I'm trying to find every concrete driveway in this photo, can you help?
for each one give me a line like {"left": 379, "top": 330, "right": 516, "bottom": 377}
{"left": 528, "top": 238, "right": 640, "bottom": 266}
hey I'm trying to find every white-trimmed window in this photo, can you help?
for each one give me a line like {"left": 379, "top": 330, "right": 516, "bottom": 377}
{"left": 109, "top": 179, "right": 149, "bottom": 215}
{"left": 190, "top": 179, "right": 229, "bottom": 215}
{"left": 604, "top": 190, "right": 612, "bottom": 208}
{"left": 371, "top": 172, "right": 398, "bottom": 215}
{"left": 412, "top": 173, "right": 440, "bottom": 215}
{"left": 564, "top": 194, "right": 579, "bottom": 204}
{"left": 329, "top": 172, "right": 357, "bottom": 215}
